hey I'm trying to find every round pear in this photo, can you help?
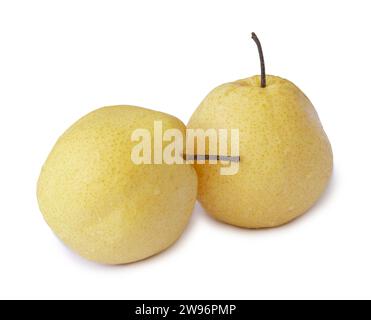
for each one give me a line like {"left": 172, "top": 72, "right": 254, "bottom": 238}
{"left": 37, "top": 106, "right": 198, "bottom": 264}
{"left": 187, "top": 34, "right": 333, "bottom": 228}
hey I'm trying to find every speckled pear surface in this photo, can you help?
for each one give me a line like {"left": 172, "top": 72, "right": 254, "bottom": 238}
{"left": 188, "top": 75, "right": 333, "bottom": 228}
{"left": 37, "top": 106, "right": 198, "bottom": 264}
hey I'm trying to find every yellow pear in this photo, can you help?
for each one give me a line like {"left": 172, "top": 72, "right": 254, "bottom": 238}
{"left": 37, "top": 106, "right": 197, "bottom": 264}
{"left": 187, "top": 33, "right": 333, "bottom": 228}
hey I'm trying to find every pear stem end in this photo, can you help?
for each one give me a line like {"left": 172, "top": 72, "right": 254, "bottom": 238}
{"left": 251, "top": 32, "right": 266, "bottom": 88}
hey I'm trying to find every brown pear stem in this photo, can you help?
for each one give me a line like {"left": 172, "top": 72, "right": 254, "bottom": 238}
{"left": 251, "top": 32, "right": 266, "bottom": 88}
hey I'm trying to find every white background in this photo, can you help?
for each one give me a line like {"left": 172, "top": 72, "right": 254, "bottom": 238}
{"left": 0, "top": 0, "right": 370, "bottom": 300}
